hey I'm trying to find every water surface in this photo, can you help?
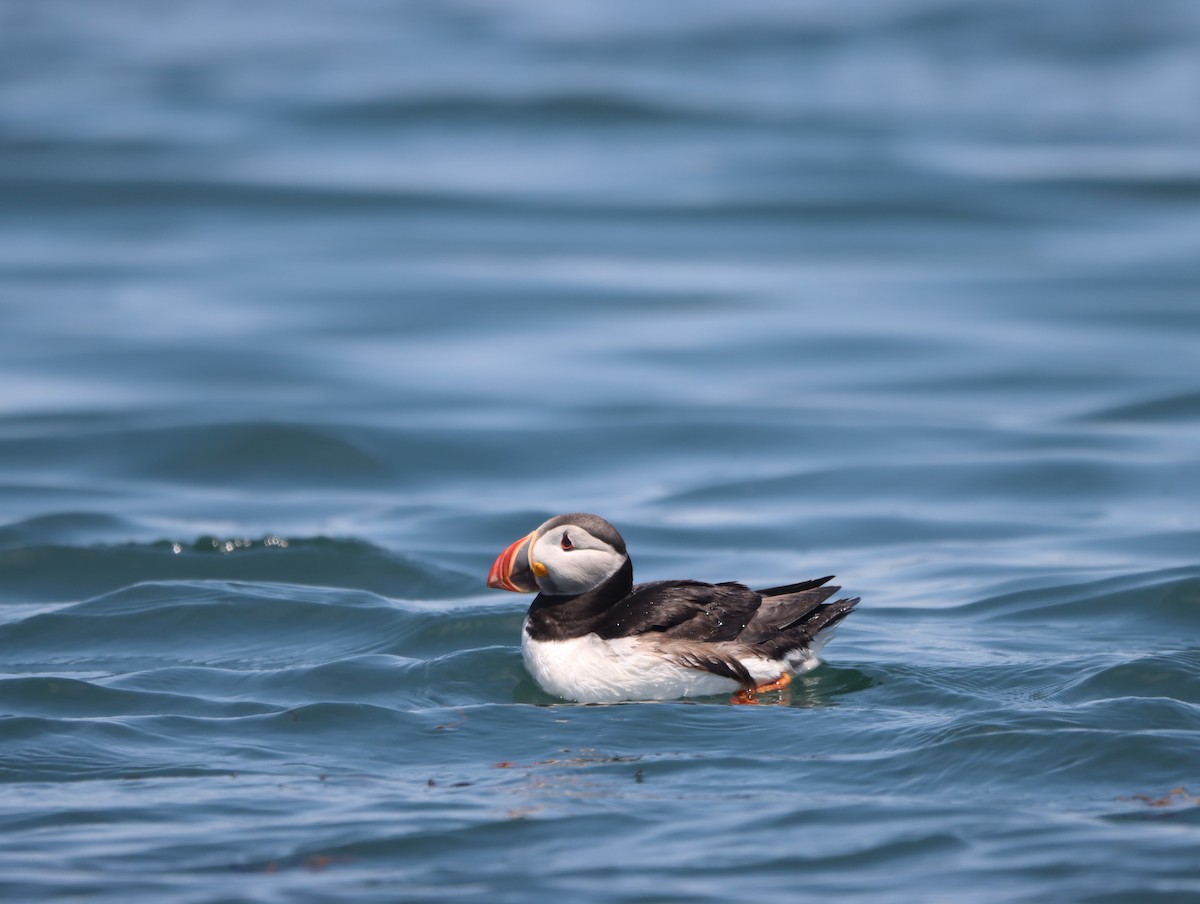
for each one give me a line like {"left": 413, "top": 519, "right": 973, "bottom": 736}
{"left": 2, "top": 1, "right": 1200, "bottom": 901}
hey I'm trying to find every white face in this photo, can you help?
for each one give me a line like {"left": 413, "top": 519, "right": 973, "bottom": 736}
{"left": 529, "top": 521, "right": 626, "bottom": 596}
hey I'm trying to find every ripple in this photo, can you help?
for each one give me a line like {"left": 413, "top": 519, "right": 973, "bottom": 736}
{"left": 0, "top": 577, "right": 509, "bottom": 673}
{"left": 1058, "top": 651, "right": 1200, "bottom": 705}
{"left": 960, "top": 569, "right": 1200, "bottom": 633}
{"left": 1080, "top": 390, "right": 1200, "bottom": 424}
{"left": 0, "top": 534, "right": 476, "bottom": 603}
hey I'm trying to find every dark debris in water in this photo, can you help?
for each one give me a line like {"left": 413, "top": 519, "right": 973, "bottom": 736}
{"left": 493, "top": 749, "right": 644, "bottom": 770}
{"left": 426, "top": 778, "right": 474, "bottom": 788}
{"left": 434, "top": 709, "right": 468, "bottom": 731}
{"left": 1117, "top": 787, "right": 1198, "bottom": 808}
{"left": 230, "top": 853, "right": 355, "bottom": 875}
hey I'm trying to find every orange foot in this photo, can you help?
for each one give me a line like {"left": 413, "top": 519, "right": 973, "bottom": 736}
{"left": 730, "top": 672, "right": 792, "bottom": 705}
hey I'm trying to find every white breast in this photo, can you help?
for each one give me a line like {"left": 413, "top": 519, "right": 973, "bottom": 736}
{"left": 521, "top": 619, "right": 819, "bottom": 703}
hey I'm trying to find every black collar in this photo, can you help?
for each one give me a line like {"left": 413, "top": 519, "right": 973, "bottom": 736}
{"left": 524, "top": 557, "right": 634, "bottom": 641}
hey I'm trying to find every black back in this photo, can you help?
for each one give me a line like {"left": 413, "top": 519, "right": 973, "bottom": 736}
{"left": 525, "top": 566, "right": 858, "bottom": 655}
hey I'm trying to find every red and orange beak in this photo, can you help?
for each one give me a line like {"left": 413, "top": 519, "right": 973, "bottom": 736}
{"left": 487, "top": 530, "right": 540, "bottom": 593}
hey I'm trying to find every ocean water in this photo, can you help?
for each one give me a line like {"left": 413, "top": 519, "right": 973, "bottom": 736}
{"left": 2, "top": 1, "right": 1200, "bottom": 900}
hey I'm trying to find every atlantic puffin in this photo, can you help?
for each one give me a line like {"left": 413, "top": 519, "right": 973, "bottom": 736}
{"left": 487, "top": 513, "right": 859, "bottom": 703}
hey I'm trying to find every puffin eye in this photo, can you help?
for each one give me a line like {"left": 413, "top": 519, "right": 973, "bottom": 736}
{"left": 560, "top": 532, "right": 574, "bottom": 551}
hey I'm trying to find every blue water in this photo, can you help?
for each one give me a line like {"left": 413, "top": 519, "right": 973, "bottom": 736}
{"left": 3, "top": 1, "right": 1200, "bottom": 900}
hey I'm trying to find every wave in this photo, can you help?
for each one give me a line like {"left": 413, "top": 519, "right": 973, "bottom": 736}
{"left": 0, "top": 533, "right": 477, "bottom": 603}
{"left": 299, "top": 92, "right": 732, "bottom": 129}
{"left": 1079, "top": 391, "right": 1200, "bottom": 424}
{"left": 956, "top": 567, "right": 1200, "bottom": 631}
{"left": 0, "top": 576, "right": 512, "bottom": 665}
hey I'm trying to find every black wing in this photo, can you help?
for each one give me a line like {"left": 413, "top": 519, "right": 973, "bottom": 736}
{"left": 743, "top": 575, "right": 858, "bottom": 655}
{"left": 593, "top": 579, "right": 767, "bottom": 642}
{"left": 594, "top": 575, "right": 859, "bottom": 684}
{"left": 594, "top": 574, "right": 846, "bottom": 644}
{"left": 739, "top": 575, "right": 840, "bottom": 642}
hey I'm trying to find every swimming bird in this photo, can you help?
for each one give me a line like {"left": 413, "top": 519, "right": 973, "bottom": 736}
{"left": 487, "top": 513, "right": 859, "bottom": 703}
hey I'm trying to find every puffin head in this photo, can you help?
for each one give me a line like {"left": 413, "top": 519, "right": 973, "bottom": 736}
{"left": 487, "top": 513, "right": 629, "bottom": 596}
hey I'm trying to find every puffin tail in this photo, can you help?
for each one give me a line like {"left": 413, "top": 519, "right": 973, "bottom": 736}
{"left": 800, "top": 596, "right": 859, "bottom": 638}
{"left": 752, "top": 593, "right": 860, "bottom": 662}
{"left": 756, "top": 575, "right": 836, "bottom": 597}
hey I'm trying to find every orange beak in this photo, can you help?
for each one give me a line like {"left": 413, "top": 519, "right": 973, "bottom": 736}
{"left": 487, "top": 530, "right": 539, "bottom": 593}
